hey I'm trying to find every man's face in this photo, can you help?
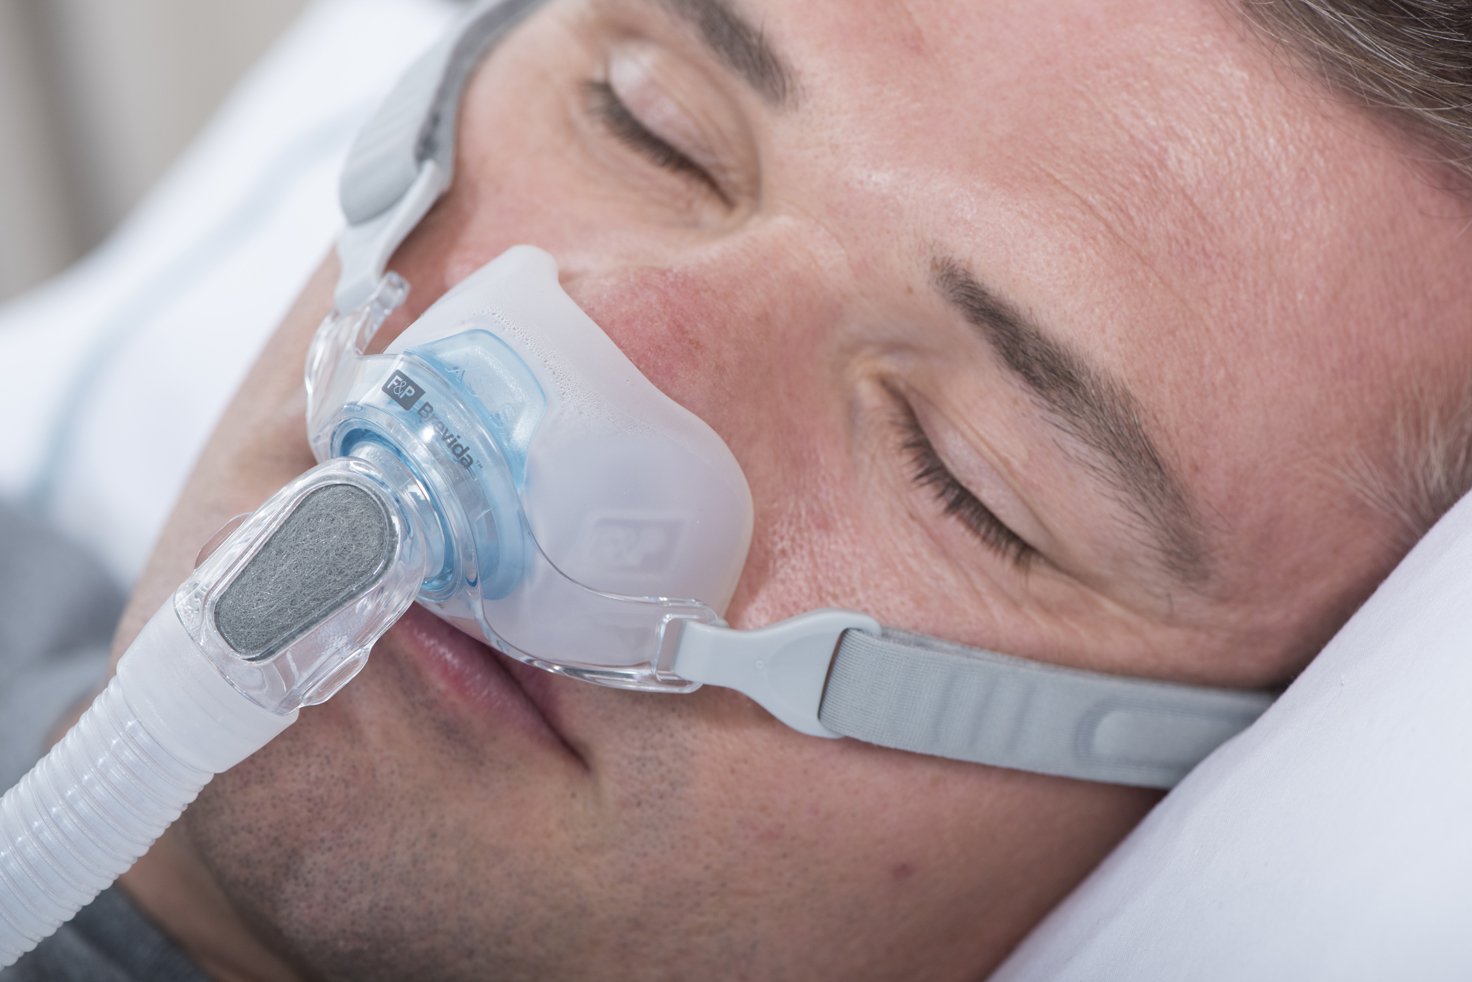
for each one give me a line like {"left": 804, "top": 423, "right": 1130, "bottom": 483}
{"left": 117, "top": 0, "right": 1472, "bottom": 977}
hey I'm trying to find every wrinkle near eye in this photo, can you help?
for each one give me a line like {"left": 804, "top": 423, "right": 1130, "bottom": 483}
{"left": 606, "top": 43, "right": 759, "bottom": 203}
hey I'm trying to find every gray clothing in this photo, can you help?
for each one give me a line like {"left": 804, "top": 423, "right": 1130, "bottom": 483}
{"left": 3, "top": 888, "right": 206, "bottom": 982}
{"left": 0, "top": 504, "right": 122, "bottom": 790}
{"left": 0, "top": 502, "right": 206, "bottom": 981}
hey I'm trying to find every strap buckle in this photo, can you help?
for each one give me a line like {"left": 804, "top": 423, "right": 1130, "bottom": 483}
{"left": 670, "top": 609, "right": 879, "bottom": 737}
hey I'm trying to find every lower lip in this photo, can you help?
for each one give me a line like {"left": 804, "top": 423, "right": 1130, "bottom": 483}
{"left": 384, "top": 603, "right": 577, "bottom": 757}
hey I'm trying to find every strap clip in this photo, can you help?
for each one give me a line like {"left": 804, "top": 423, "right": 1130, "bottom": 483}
{"left": 670, "top": 610, "right": 879, "bottom": 737}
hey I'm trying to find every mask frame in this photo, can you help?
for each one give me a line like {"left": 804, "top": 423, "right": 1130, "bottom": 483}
{"left": 309, "top": 245, "right": 755, "bottom": 693}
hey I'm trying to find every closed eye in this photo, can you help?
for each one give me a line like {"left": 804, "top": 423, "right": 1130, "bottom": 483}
{"left": 891, "top": 397, "right": 1037, "bottom": 570}
{"left": 583, "top": 79, "right": 732, "bottom": 206}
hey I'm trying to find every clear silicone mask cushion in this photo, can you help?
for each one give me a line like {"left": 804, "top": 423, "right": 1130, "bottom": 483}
{"left": 306, "top": 244, "right": 756, "bottom": 692}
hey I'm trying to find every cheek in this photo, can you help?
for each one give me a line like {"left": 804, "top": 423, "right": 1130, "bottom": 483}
{"left": 573, "top": 693, "right": 1113, "bottom": 959}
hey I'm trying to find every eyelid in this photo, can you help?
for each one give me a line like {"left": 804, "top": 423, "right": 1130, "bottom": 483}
{"left": 605, "top": 46, "right": 753, "bottom": 200}
{"left": 885, "top": 385, "right": 1039, "bottom": 569}
{"left": 585, "top": 79, "right": 730, "bottom": 202}
{"left": 907, "top": 387, "right": 1053, "bottom": 531}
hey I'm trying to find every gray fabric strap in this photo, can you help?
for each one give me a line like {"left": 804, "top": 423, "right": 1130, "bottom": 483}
{"left": 339, "top": 0, "right": 545, "bottom": 225}
{"left": 820, "top": 628, "right": 1275, "bottom": 788}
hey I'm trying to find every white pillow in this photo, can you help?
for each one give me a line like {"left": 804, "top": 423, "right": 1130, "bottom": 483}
{"left": 995, "top": 490, "right": 1472, "bottom": 981}
{"left": 0, "top": 0, "right": 456, "bottom": 586}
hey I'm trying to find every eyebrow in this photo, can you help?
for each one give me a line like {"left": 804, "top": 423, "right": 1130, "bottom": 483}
{"left": 932, "top": 257, "right": 1209, "bottom": 583}
{"left": 648, "top": 0, "right": 799, "bottom": 107}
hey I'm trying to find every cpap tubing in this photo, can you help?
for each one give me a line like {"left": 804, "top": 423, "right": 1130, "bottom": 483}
{"left": 0, "top": 451, "right": 437, "bottom": 968}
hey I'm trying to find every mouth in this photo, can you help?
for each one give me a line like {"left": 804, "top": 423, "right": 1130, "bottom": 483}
{"left": 384, "top": 602, "right": 584, "bottom": 763}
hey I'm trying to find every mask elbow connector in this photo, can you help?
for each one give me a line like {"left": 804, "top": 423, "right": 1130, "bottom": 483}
{"left": 0, "top": 455, "right": 426, "bottom": 968}
{"left": 175, "top": 455, "right": 432, "bottom": 712}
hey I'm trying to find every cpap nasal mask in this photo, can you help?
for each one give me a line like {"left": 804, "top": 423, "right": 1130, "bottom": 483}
{"left": 306, "top": 245, "right": 753, "bottom": 694}
{"left": 1, "top": 0, "right": 1275, "bottom": 965}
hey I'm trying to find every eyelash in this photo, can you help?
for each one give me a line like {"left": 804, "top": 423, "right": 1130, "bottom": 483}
{"left": 583, "top": 80, "right": 730, "bottom": 204}
{"left": 892, "top": 401, "right": 1036, "bottom": 570}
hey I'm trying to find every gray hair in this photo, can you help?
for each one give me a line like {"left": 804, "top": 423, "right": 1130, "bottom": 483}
{"left": 1240, "top": 0, "right": 1472, "bottom": 547}
{"left": 1242, "top": 0, "right": 1472, "bottom": 187}
{"left": 1343, "top": 379, "right": 1472, "bottom": 552}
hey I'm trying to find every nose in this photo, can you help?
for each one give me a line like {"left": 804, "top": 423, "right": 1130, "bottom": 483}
{"left": 553, "top": 235, "right": 860, "bottom": 629}
{"left": 554, "top": 236, "right": 848, "bottom": 468}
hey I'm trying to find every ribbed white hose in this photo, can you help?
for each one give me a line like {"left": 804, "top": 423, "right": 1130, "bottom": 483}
{"left": 0, "top": 605, "right": 294, "bottom": 968}
{"left": 0, "top": 674, "right": 208, "bottom": 963}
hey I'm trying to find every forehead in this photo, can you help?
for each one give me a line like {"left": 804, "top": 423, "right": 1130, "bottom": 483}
{"left": 739, "top": 0, "right": 1472, "bottom": 591}
{"left": 766, "top": 0, "right": 1327, "bottom": 282}
{"left": 770, "top": 0, "right": 1268, "bottom": 168}
{"left": 756, "top": 0, "right": 1468, "bottom": 361}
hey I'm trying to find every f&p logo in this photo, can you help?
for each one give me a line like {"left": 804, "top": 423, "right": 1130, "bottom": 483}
{"left": 383, "top": 371, "right": 425, "bottom": 411}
